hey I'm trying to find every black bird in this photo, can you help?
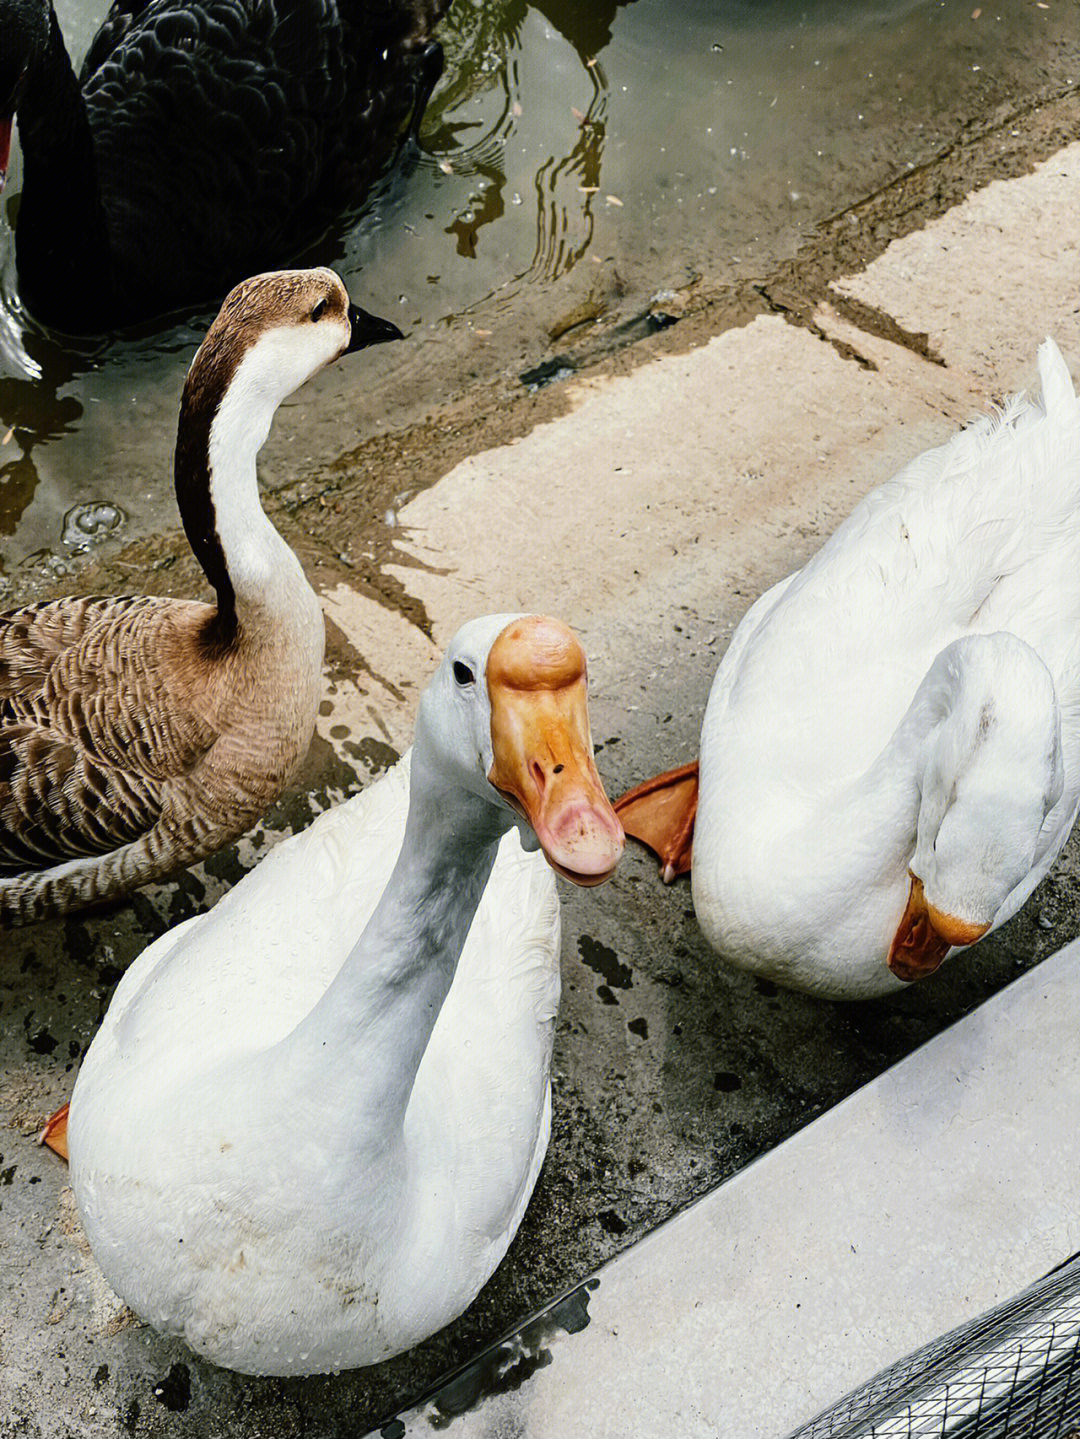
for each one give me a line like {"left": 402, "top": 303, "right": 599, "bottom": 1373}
{"left": 0, "top": 0, "right": 449, "bottom": 334}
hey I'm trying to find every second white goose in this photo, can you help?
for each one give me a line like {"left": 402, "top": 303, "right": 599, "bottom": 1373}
{"left": 618, "top": 339, "right": 1080, "bottom": 999}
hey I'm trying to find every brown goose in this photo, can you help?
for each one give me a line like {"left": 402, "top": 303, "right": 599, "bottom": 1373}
{"left": 0, "top": 267, "right": 402, "bottom": 925}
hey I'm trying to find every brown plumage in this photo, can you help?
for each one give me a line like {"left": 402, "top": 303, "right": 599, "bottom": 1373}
{"left": 0, "top": 267, "right": 402, "bottom": 925}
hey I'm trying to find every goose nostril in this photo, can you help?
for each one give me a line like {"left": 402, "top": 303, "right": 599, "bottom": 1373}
{"left": 553, "top": 764, "right": 564, "bottom": 774}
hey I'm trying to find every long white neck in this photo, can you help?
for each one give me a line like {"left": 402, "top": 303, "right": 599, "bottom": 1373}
{"left": 205, "top": 370, "right": 314, "bottom": 622}
{"left": 271, "top": 733, "right": 511, "bottom": 1157}
{"left": 175, "top": 331, "right": 329, "bottom": 645}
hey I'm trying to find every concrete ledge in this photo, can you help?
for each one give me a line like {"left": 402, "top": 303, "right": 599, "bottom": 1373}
{"left": 381, "top": 938, "right": 1080, "bottom": 1439}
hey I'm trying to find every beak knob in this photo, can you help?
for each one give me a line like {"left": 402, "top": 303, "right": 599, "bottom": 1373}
{"left": 487, "top": 617, "right": 624, "bottom": 888}
{"left": 346, "top": 303, "right": 405, "bottom": 353}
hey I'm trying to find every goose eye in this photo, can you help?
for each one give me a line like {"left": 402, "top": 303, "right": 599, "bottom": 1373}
{"left": 310, "top": 299, "right": 328, "bottom": 322}
{"left": 453, "top": 661, "right": 476, "bottom": 687}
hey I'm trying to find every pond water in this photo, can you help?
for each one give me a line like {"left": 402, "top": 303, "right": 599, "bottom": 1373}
{"left": 0, "top": 0, "right": 1076, "bottom": 580}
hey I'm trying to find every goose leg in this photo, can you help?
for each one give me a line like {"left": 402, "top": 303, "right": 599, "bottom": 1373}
{"left": 614, "top": 761, "right": 698, "bottom": 884}
{"left": 39, "top": 1103, "right": 69, "bottom": 1162}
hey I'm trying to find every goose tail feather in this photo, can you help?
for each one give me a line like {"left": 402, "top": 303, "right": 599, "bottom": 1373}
{"left": 1036, "top": 336, "right": 1078, "bottom": 422}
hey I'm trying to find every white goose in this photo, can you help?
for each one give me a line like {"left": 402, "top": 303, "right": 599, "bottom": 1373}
{"left": 617, "top": 339, "right": 1080, "bottom": 999}
{"left": 42, "top": 614, "right": 624, "bottom": 1375}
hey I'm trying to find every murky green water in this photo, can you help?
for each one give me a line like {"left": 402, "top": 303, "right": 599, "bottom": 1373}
{"left": 1, "top": 0, "right": 1077, "bottom": 580}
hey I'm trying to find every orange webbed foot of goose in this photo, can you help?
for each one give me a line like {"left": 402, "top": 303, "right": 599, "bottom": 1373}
{"left": 39, "top": 1103, "right": 69, "bottom": 1162}
{"left": 614, "top": 761, "right": 698, "bottom": 883}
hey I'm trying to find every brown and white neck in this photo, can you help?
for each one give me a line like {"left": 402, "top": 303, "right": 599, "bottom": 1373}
{"left": 175, "top": 331, "right": 328, "bottom": 646}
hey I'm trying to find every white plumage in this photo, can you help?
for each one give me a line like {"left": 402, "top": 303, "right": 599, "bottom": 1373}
{"left": 689, "top": 339, "right": 1080, "bottom": 997}
{"left": 60, "top": 614, "right": 624, "bottom": 1375}
{"left": 70, "top": 756, "right": 558, "bottom": 1371}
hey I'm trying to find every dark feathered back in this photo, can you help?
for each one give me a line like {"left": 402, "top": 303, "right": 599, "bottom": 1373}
{"left": 10, "top": 0, "right": 451, "bottom": 331}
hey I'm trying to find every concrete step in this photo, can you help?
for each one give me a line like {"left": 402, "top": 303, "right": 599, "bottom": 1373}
{"left": 379, "top": 937, "right": 1080, "bottom": 1439}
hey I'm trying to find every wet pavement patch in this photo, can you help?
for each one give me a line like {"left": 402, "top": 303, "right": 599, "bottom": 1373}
{"left": 398, "top": 1281, "right": 599, "bottom": 1431}
{"left": 597, "top": 1209, "right": 628, "bottom": 1236}
{"left": 577, "top": 935, "right": 632, "bottom": 991}
{"left": 27, "top": 1026, "right": 57, "bottom": 1055}
{"left": 153, "top": 1363, "right": 192, "bottom": 1413}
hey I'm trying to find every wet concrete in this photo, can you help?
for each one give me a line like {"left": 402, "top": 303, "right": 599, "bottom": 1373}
{"left": 2, "top": 80, "right": 1080, "bottom": 1439}
{"left": 384, "top": 939, "right": 1080, "bottom": 1439}
{"left": 4, "top": 0, "right": 1080, "bottom": 572}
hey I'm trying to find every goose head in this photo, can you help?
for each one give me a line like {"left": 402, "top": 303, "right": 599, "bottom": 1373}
{"left": 0, "top": 0, "right": 49, "bottom": 190}
{"left": 186, "top": 267, "right": 403, "bottom": 413}
{"left": 417, "top": 614, "right": 625, "bottom": 885}
{"left": 888, "top": 634, "right": 1064, "bottom": 981}
{"left": 173, "top": 268, "right": 401, "bottom": 629}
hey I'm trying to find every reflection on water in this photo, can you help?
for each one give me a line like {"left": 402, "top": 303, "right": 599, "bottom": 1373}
{"left": 0, "top": 0, "right": 638, "bottom": 571}
{"left": 431, "top": 0, "right": 621, "bottom": 278}
{"left": 0, "top": 0, "right": 1076, "bottom": 574}
{"left": 527, "top": 64, "right": 605, "bottom": 283}
{"left": 0, "top": 290, "right": 84, "bottom": 537}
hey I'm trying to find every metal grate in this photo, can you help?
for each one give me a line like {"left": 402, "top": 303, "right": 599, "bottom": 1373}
{"left": 788, "top": 1254, "right": 1080, "bottom": 1438}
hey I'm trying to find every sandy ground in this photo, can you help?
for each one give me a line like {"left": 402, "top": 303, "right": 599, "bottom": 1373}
{"left": 2, "top": 85, "right": 1080, "bottom": 1439}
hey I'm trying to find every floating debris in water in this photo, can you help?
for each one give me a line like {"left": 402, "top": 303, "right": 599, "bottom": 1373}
{"left": 62, "top": 501, "right": 126, "bottom": 550}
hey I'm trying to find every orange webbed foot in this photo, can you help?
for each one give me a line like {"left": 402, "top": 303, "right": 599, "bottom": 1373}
{"left": 614, "top": 760, "right": 698, "bottom": 883}
{"left": 39, "top": 1103, "right": 69, "bottom": 1163}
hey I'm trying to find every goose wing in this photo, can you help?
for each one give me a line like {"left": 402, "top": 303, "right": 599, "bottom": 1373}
{"left": 81, "top": 0, "right": 341, "bottom": 302}
{"left": 0, "top": 595, "right": 218, "bottom": 872}
{"left": 718, "top": 342, "right": 1080, "bottom": 788}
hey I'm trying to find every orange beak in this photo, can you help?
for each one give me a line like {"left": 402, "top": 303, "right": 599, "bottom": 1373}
{"left": 886, "top": 871, "right": 990, "bottom": 982}
{"left": 487, "top": 616, "right": 624, "bottom": 886}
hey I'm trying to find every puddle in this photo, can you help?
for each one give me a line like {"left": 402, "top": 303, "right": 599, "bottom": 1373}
{"left": 379, "top": 1279, "right": 599, "bottom": 1433}
{"left": 1, "top": 0, "right": 1077, "bottom": 576}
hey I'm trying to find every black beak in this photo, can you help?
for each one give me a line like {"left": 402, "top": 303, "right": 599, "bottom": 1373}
{"left": 345, "top": 304, "right": 405, "bottom": 353}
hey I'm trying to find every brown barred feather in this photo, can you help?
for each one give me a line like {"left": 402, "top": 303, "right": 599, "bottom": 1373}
{"left": 0, "top": 595, "right": 216, "bottom": 876}
{"left": 0, "top": 589, "right": 318, "bottom": 925}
